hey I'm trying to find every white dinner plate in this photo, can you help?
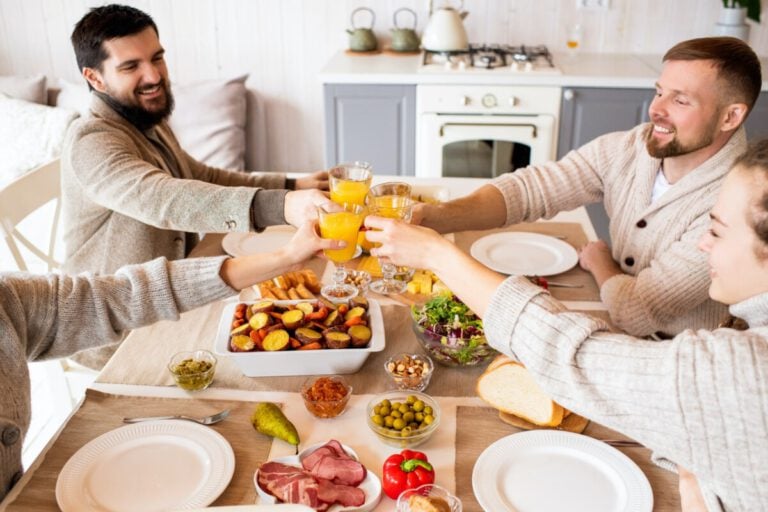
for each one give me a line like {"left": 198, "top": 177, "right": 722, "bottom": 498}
{"left": 56, "top": 420, "right": 235, "bottom": 512}
{"left": 470, "top": 232, "right": 578, "bottom": 276}
{"left": 223, "top": 227, "right": 361, "bottom": 259}
{"left": 472, "top": 430, "right": 653, "bottom": 512}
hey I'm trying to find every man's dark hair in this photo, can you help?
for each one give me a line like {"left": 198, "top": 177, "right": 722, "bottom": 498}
{"left": 71, "top": 4, "right": 158, "bottom": 74}
{"left": 663, "top": 36, "right": 762, "bottom": 112}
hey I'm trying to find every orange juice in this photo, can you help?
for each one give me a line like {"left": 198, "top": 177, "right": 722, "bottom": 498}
{"left": 331, "top": 180, "right": 370, "bottom": 206}
{"left": 370, "top": 195, "right": 411, "bottom": 220}
{"left": 320, "top": 211, "right": 363, "bottom": 263}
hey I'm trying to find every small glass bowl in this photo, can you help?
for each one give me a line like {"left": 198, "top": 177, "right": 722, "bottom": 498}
{"left": 301, "top": 375, "right": 352, "bottom": 418}
{"left": 384, "top": 353, "right": 434, "bottom": 392}
{"left": 367, "top": 390, "right": 440, "bottom": 448}
{"left": 168, "top": 350, "right": 216, "bottom": 391}
{"left": 395, "top": 484, "right": 462, "bottom": 512}
{"left": 344, "top": 269, "right": 372, "bottom": 295}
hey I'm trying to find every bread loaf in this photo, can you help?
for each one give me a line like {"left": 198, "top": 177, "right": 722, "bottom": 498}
{"left": 477, "top": 359, "right": 564, "bottom": 427}
{"left": 408, "top": 494, "right": 451, "bottom": 512}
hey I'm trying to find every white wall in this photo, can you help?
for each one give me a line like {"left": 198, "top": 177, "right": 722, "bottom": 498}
{"left": 1, "top": 0, "right": 766, "bottom": 171}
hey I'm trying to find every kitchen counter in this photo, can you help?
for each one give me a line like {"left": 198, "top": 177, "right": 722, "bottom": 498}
{"left": 319, "top": 50, "right": 768, "bottom": 90}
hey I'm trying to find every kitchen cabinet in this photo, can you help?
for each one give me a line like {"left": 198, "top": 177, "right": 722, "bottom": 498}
{"left": 745, "top": 91, "right": 768, "bottom": 140}
{"left": 557, "top": 87, "right": 654, "bottom": 243}
{"left": 323, "top": 84, "right": 416, "bottom": 175}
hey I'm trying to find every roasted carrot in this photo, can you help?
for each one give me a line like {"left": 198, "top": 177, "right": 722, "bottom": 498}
{"left": 337, "top": 304, "right": 349, "bottom": 315}
{"left": 344, "top": 316, "right": 366, "bottom": 328}
{"left": 297, "top": 341, "right": 322, "bottom": 350}
{"left": 305, "top": 306, "right": 329, "bottom": 321}
{"left": 257, "top": 327, "right": 270, "bottom": 341}
{"left": 232, "top": 319, "right": 245, "bottom": 328}
{"left": 289, "top": 337, "right": 302, "bottom": 349}
{"left": 249, "top": 330, "right": 260, "bottom": 342}
{"left": 269, "top": 311, "right": 284, "bottom": 321}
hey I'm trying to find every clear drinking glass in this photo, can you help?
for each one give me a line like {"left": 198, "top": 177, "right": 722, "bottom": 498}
{"left": 366, "top": 182, "right": 413, "bottom": 295}
{"left": 329, "top": 161, "right": 373, "bottom": 207}
{"left": 318, "top": 202, "right": 365, "bottom": 302}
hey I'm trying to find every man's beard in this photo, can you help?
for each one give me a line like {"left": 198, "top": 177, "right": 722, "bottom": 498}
{"left": 96, "top": 80, "right": 175, "bottom": 132}
{"left": 644, "top": 118, "right": 718, "bottom": 159}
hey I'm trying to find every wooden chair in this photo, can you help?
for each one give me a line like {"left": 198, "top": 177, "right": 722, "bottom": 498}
{"left": 0, "top": 159, "right": 63, "bottom": 272}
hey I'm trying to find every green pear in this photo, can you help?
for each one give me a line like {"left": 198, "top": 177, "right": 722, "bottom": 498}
{"left": 250, "top": 402, "right": 300, "bottom": 446}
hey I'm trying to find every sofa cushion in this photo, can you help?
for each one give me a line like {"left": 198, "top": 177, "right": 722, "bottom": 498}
{"left": 56, "top": 75, "right": 249, "bottom": 170}
{"left": 0, "top": 74, "right": 47, "bottom": 104}
{"left": 0, "top": 94, "right": 78, "bottom": 187}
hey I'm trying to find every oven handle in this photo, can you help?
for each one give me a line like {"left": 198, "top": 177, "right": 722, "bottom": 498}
{"left": 439, "top": 122, "right": 538, "bottom": 137}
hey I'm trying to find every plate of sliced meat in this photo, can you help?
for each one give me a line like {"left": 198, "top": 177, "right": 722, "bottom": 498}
{"left": 255, "top": 439, "right": 382, "bottom": 511}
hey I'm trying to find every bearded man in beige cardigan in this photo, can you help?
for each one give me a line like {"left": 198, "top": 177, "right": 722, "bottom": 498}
{"left": 414, "top": 37, "right": 762, "bottom": 338}
{"left": 61, "top": 4, "right": 328, "bottom": 276}
{"left": 60, "top": 4, "right": 329, "bottom": 368}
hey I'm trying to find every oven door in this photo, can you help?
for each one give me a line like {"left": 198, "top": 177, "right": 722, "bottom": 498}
{"left": 416, "top": 113, "right": 556, "bottom": 178}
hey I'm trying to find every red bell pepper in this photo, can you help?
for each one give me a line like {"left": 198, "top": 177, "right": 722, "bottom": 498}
{"left": 382, "top": 449, "right": 435, "bottom": 500}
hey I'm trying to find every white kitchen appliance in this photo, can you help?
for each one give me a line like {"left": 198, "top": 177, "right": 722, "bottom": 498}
{"left": 421, "top": 1, "right": 469, "bottom": 51}
{"left": 416, "top": 44, "right": 561, "bottom": 179}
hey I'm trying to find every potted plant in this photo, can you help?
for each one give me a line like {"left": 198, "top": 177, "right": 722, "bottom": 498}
{"left": 716, "top": 0, "right": 760, "bottom": 40}
{"left": 721, "top": 0, "right": 760, "bottom": 23}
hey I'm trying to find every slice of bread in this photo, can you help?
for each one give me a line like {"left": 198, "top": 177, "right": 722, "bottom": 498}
{"left": 477, "top": 361, "right": 564, "bottom": 427}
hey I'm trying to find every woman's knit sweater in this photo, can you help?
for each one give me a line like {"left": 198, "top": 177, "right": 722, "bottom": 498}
{"left": 0, "top": 256, "right": 235, "bottom": 501}
{"left": 485, "top": 276, "right": 768, "bottom": 511}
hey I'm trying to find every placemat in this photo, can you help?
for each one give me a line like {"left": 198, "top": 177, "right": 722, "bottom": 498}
{"left": 455, "top": 406, "right": 681, "bottom": 512}
{"left": 453, "top": 222, "right": 600, "bottom": 302}
{"left": 6, "top": 390, "right": 273, "bottom": 511}
{"left": 98, "top": 304, "right": 488, "bottom": 397}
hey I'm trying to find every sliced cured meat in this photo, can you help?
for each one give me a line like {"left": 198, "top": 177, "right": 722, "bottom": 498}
{"left": 310, "top": 455, "right": 367, "bottom": 487}
{"left": 317, "top": 478, "right": 366, "bottom": 507}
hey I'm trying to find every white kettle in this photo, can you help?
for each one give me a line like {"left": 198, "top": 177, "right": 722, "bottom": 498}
{"left": 421, "top": 0, "right": 469, "bottom": 52}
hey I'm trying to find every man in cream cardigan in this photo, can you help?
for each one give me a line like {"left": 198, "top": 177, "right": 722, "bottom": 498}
{"left": 61, "top": 4, "right": 327, "bottom": 276}
{"left": 415, "top": 37, "right": 762, "bottom": 338}
{"left": 60, "top": 4, "right": 328, "bottom": 368}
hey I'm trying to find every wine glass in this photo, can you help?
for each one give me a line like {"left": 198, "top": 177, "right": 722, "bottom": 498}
{"left": 366, "top": 182, "right": 413, "bottom": 295}
{"left": 329, "top": 162, "right": 373, "bottom": 207}
{"left": 318, "top": 202, "right": 366, "bottom": 302}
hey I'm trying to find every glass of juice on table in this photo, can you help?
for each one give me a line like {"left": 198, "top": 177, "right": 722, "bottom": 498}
{"left": 366, "top": 182, "right": 413, "bottom": 295}
{"left": 329, "top": 161, "right": 373, "bottom": 206}
{"left": 318, "top": 202, "right": 366, "bottom": 302}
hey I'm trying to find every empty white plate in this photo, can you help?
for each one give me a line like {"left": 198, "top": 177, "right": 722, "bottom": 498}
{"left": 470, "top": 232, "right": 578, "bottom": 276}
{"left": 472, "top": 430, "right": 652, "bottom": 512}
{"left": 56, "top": 420, "right": 235, "bottom": 512}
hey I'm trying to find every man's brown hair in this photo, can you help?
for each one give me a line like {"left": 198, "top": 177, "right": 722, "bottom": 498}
{"left": 664, "top": 36, "right": 761, "bottom": 112}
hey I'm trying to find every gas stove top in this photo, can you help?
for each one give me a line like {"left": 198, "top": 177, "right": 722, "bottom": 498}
{"left": 420, "top": 44, "right": 560, "bottom": 74}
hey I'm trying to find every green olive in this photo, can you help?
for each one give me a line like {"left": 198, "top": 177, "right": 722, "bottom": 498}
{"left": 384, "top": 416, "right": 395, "bottom": 428}
{"left": 380, "top": 399, "right": 391, "bottom": 408}
{"left": 415, "top": 412, "right": 424, "bottom": 422}
{"left": 412, "top": 400, "right": 425, "bottom": 412}
{"left": 406, "top": 395, "right": 417, "bottom": 405}
{"left": 401, "top": 426, "right": 413, "bottom": 437}
{"left": 399, "top": 404, "right": 410, "bottom": 414}
{"left": 424, "top": 406, "right": 433, "bottom": 415}
{"left": 379, "top": 406, "right": 391, "bottom": 416}
{"left": 391, "top": 410, "right": 402, "bottom": 419}
{"left": 372, "top": 415, "right": 384, "bottom": 426}
{"left": 403, "top": 411, "right": 415, "bottom": 423}
{"left": 393, "top": 418, "right": 406, "bottom": 430}
{"left": 424, "top": 414, "right": 434, "bottom": 425}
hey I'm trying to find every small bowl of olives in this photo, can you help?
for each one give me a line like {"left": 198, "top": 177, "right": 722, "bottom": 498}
{"left": 168, "top": 350, "right": 217, "bottom": 391}
{"left": 366, "top": 390, "right": 440, "bottom": 448}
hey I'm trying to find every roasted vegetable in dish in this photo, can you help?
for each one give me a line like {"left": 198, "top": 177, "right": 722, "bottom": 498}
{"left": 228, "top": 299, "right": 372, "bottom": 352}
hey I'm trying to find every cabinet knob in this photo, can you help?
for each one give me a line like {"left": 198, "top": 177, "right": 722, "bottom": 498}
{"left": 563, "top": 89, "right": 575, "bottom": 101}
{"left": 459, "top": 95, "right": 470, "bottom": 106}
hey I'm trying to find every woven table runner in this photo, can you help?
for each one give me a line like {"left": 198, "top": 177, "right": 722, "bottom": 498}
{"left": 455, "top": 406, "right": 681, "bottom": 512}
{"left": 6, "top": 390, "right": 272, "bottom": 511}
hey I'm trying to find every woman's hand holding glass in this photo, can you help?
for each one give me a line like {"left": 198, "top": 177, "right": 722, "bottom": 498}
{"left": 318, "top": 202, "right": 365, "bottom": 301}
{"left": 363, "top": 217, "right": 451, "bottom": 272}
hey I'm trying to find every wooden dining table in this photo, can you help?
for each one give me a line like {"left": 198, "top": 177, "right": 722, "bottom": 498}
{"left": 2, "top": 177, "right": 680, "bottom": 511}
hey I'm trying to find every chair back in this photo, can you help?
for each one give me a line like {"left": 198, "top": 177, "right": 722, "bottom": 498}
{"left": 0, "top": 159, "right": 62, "bottom": 272}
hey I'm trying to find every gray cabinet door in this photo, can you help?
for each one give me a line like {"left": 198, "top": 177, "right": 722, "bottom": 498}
{"left": 558, "top": 87, "right": 654, "bottom": 243}
{"left": 745, "top": 91, "right": 768, "bottom": 141}
{"left": 324, "top": 84, "right": 415, "bottom": 176}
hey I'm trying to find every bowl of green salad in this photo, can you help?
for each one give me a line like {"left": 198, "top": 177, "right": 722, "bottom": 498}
{"left": 410, "top": 295, "right": 497, "bottom": 367}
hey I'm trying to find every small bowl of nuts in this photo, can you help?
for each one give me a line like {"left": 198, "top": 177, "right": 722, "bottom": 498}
{"left": 301, "top": 375, "right": 352, "bottom": 418}
{"left": 384, "top": 353, "right": 434, "bottom": 392}
{"left": 168, "top": 350, "right": 217, "bottom": 391}
{"left": 344, "top": 269, "right": 372, "bottom": 295}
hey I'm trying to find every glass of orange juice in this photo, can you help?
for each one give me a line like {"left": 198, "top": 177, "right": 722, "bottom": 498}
{"left": 318, "top": 202, "right": 365, "bottom": 301}
{"left": 330, "top": 162, "right": 373, "bottom": 207}
{"left": 366, "top": 182, "right": 413, "bottom": 295}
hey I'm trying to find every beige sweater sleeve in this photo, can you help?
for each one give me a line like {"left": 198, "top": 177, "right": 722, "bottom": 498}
{"left": 4, "top": 256, "right": 235, "bottom": 361}
{"left": 483, "top": 275, "right": 768, "bottom": 511}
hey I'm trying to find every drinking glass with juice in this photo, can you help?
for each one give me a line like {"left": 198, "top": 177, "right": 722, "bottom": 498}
{"left": 318, "top": 202, "right": 365, "bottom": 301}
